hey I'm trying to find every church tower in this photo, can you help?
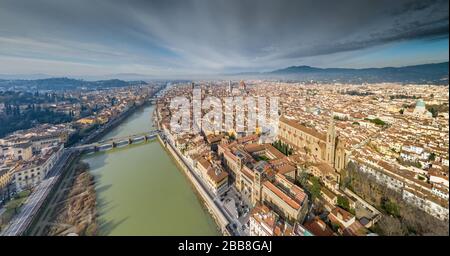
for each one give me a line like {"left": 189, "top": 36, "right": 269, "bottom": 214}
{"left": 326, "top": 119, "right": 336, "bottom": 167}
{"left": 252, "top": 170, "right": 262, "bottom": 205}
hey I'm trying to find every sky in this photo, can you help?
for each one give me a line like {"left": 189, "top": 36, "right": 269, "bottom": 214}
{"left": 0, "top": 0, "right": 448, "bottom": 78}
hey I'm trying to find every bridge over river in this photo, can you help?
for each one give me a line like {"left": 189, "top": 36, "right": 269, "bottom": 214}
{"left": 72, "top": 129, "right": 161, "bottom": 152}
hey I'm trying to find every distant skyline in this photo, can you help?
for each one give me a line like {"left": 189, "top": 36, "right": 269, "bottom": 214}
{"left": 0, "top": 0, "right": 448, "bottom": 78}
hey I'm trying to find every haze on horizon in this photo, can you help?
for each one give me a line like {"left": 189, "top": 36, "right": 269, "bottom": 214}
{"left": 0, "top": 0, "right": 448, "bottom": 78}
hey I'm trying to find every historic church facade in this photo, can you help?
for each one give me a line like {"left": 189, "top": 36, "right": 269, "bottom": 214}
{"left": 278, "top": 117, "right": 348, "bottom": 172}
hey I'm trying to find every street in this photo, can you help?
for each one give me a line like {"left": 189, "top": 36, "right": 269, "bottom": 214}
{"left": 0, "top": 150, "right": 73, "bottom": 236}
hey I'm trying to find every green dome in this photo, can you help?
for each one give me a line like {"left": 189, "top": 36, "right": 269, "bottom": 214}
{"left": 416, "top": 99, "right": 426, "bottom": 108}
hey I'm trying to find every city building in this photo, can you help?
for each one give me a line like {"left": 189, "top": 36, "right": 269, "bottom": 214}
{"left": 0, "top": 165, "right": 14, "bottom": 191}
{"left": 328, "top": 207, "right": 369, "bottom": 236}
{"left": 218, "top": 140, "right": 309, "bottom": 222}
{"left": 1, "top": 142, "right": 33, "bottom": 161}
{"left": 303, "top": 217, "right": 334, "bottom": 236}
{"left": 14, "top": 144, "right": 63, "bottom": 191}
{"left": 411, "top": 99, "right": 433, "bottom": 118}
{"left": 278, "top": 117, "right": 348, "bottom": 172}
{"left": 249, "top": 204, "right": 295, "bottom": 236}
{"left": 195, "top": 157, "right": 229, "bottom": 195}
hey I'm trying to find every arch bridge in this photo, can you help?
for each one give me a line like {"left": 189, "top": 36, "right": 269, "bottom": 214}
{"left": 72, "top": 130, "right": 161, "bottom": 152}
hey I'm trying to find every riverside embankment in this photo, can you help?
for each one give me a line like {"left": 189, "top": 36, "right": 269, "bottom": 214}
{"left": 157, "top": 134, "right": 230, "bottom": 235}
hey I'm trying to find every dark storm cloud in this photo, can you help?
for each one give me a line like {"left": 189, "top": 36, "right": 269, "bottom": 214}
{"left": 0, "top": 0, "right": 448, "bottom": 75}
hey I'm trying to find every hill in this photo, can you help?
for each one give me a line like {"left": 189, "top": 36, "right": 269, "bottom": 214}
{"left": 265, "top": 62, "right": 449, "bottom": 84}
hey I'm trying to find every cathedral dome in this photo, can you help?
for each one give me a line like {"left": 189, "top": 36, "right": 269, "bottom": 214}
{"left": 416, "top": 99, "right": 426, "bottom": 108}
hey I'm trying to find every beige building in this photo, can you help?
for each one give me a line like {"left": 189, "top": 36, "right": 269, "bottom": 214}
{"left": 219, "top": 140, "right": 308, "bottom": 222}
{"left": 306, "top": 162, "right": 340, "bottom": 193}
{"left": 278, "top": 117, "right": 348, "bottom": 172}
{"left": 195, "top": 157, "right": 229, "bottom": 195}
{"left": 260, "top": 174, "right": 309, "bottom": 222}
{"left": 235, "top": 166, "right": 309, "bottom": 222}
{"left": 0, "top": 166, "right": 14, "bottom": 191}
{"left": 1, "top": 142, "right": 33, "bottom": 161}
{"left": 328, "top": 207, "right": 368, "bottom": 236}
{"left": 14, "top": 144, "right": 63, "bottom": 191}
{"left": 249, "top": 204, "right": 296, "bottom": 236}
{"left": 31, "top": 133, "right": 66, "bottom": 152}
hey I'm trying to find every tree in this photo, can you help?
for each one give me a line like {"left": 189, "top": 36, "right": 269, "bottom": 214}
{"left": 330, "top": 223, "right": 340, "bottom": 233}
{"left": 272, "top": 140, "right": 291, "bottom": 156}
{"left": 310, "top": 177, "right": 321, "bottom": 200}
{"left": 312, "top": 200, "right": 325, "bottom": 216}
{"left": 337, "top": 196, "right": 350, "bottom": 211}
{"left": 296, "top": 171, "right": 309, "bottom": 188}
{"left": 370, "top": 118, "right": 386, "bottom": 126}
{"left": 381, "top": 198, "right": 400, "bottom": 217}
{"left": 344, "top": 160, "right": 449, "bottom": 236}
{"left": 427, "top": 106, "right": 438, "bottom": 118}
{"left": 376, "top": 216, "right": 405, "bottom": 236}
{"left": 428, "top": 152, "right": 436, "bottom": 162}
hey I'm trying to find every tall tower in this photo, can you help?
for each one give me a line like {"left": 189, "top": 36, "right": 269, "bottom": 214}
{"left": 326, "top": 119, "right": 336, "bottom": 167}
{"left": 239, "top": 80, "right": 246, "bottom": 91}
{"left": 252, "top": 170, "right": 262, "bottom": 205}
{"left": 228, "top": 80, "right": 232, "bottom": 93}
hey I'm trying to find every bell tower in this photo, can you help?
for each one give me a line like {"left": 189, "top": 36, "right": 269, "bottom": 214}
{"left": 252, "top": 170, "right": 262, "bottom": 205}
{"left": 326, "top": 119, "right": 336, "bottom": 167}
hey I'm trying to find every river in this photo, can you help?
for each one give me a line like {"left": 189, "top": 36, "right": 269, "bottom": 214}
{"left": 81, "top": 104, "right": 220, "bottom": 235}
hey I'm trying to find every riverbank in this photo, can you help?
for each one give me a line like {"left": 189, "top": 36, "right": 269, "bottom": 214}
{"left": 25, "top": 154, "right": 95, "bottom": 236}
{"left": 153, "top": 105, "right": 228, "bottom": 234}
{"left": 45, "top": 162, "right": 97, "bottom": 236}
{"left": 157, "top": 135, "right": 229, "bottom": 236}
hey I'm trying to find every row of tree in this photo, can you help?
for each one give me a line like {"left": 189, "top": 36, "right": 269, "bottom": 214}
{"left": 341, "top": 161, "right": 449, "bottom": 235}
{"left": 272, "top": 140, "right": 293, "bottom": 156}
{"left": 0, "top": 108, "right": 73, "bottom": 137}
{"left": 0, "top": 90, "right": 77, "bottom": 105}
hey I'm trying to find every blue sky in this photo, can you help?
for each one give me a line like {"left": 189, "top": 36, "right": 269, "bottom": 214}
{"left": 0, "top": 0, "right": 448, "bottom": 78}
{"left": 325, "top": 38, "right": 449, "bottom": 69}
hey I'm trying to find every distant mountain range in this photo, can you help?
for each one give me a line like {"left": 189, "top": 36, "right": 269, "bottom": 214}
{"left": 228, "top": 62, "right": 449, "bottom": 84}
{"left": 0, "top": 62, "right": 448, "bottom": 85}
{"left": 0, "top": 77, "right": 146, "bottom": 91}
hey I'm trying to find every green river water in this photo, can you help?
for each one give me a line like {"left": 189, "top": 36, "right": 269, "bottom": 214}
{"left": 81, "top": 104, "right": 219, "bottom": 235}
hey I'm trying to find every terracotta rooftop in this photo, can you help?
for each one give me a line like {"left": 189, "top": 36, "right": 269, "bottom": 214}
{"left": 280, "top": 117, "right": 327, "bottom": 141}
{"left": 303, "top": 217, "right": 334, "bottom": 236}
